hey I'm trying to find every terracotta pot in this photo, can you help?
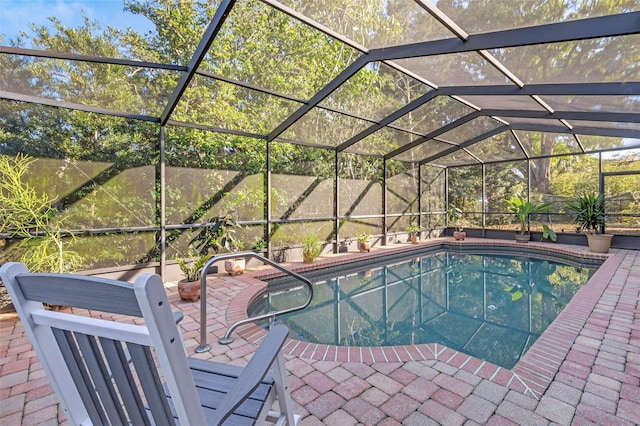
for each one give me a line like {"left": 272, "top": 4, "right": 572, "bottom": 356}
{"left": 224, "top": 258, "right": 246, "bottom": 275}
{"left": 410, "top": 235, "right": 419, "bottom": 244}
{"left": 453, "top": 231, "right": 466, "bottom": 241}
{"left": 178, "top": 279, "right": 200, "bottom": 302}
{"left": 586, "top": 234, "right": 613, "bottom": 253}
{"left": 357, "top": 241, "right": 371, "bottom": 252}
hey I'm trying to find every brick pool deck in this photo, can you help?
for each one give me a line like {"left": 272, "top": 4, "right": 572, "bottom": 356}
{"left": 1, "top": 238, "right": 639, "bottom": 425}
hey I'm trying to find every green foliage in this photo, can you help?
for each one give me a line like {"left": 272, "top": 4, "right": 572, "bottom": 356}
{"left": 175, "top": 248, "right": 209, "bottom": 282}
{"left": 448, "top": 165, "right": 483, "bottom": 215}
{"left": 338, "top": 153, "right": 384, "bottom": 182}
{"left": 565, "top": 193, "right": 605, "bottom": 234}
{"left": 541, "top": 223, "right": 557, "bottom": 242}
{"left": 447, "top": 206, "right": 464, "bottom": 231}
{"left": 252, "top": 238, "right": 268, "bottom": 250}
{"left": 0, "top": 154, "right": 81, "bottom": 272}
{"left": 504, "top": 261, "right": 558, "bottom": 302}
{"left": 355, "top": 232, "right": 372, "bottom": 243}
{"left": 2, "top": 0, "right": 637, "bottom": 270}
{"left": 505, "top": 196, "right": 556, "bottom": 241}
{"left": 550, "top": 154, "right": 599, "bottom": 197}
{"left": 342, "top": 318, "right": 400, "bottom": 347}
{"left": 0, "top": 154, "right": 52, "bottom": 236}
{"left": 176, "top": 214, "right": 246, "bottom": 281}
{"left": 406, "top": 220, "right": 422, "bottom": 236}
{"left": 189, "top": 213, "right": 242, "bottom": 255}
{"left": 301, "top": 233, "right": 322, "bottom": 263}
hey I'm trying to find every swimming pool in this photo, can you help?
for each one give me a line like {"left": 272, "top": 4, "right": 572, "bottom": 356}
{"left": 248, "top": 248, "right": 599, "bottom": 369}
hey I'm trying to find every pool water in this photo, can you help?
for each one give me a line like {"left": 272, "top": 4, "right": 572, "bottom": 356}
{"left": 248, "top": 249, "right": 597, "bottom": 369}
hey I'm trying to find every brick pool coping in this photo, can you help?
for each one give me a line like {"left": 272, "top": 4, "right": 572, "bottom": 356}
{"left": 225, "top": 237, "right": 614, "bottom": 399}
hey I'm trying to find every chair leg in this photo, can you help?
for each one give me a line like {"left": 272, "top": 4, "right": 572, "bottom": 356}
{"left": 271, "top": 352, "right": 298, "bottom": 425}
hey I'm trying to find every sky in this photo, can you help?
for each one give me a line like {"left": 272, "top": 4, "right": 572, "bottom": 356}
{"left": 0, "top": 0, "right": 154, "bottom": 42}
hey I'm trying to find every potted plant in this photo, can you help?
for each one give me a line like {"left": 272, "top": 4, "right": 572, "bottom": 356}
{"left": 565, "top": 193, "right": 613, "bottom": 253}
{"left": 406, "top": 221, "right": 422, "bottom": 244}
{"left": 252, "top": 237, "right": 267, "bottom": 252}
{"left": 175, "top": 248, "right": 208, "bottom": 302}
{"left": 224, "top": 240, "right": 246, "bottom": 275}
{"left": 190, "top": 213, "right": 246, "bottom": 275}
{"left": 505, "top": 196, "right": 557, "bottom": 243}
{"left": 447, "top": 206, "right": 466, "bottom": 240}
{"left": 301, "top": 233, "right": 322, "bottom": 263}
{"left": 356, "top": 232, "right": 372, "bottom": 252}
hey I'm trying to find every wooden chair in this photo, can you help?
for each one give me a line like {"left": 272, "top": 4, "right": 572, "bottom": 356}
{"left": 0, "top": 262, "right": 298, "bottom": 425}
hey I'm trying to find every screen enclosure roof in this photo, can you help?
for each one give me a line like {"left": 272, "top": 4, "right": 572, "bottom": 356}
{"left": 1, "top": 0, "right": 638, "bottom": 167}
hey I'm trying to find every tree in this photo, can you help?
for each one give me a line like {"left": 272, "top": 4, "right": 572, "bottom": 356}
{"left": 434, "top": 0, "right": 636, "bottom": 193}
{"left": 2, "top": 0, "right": 637, "bottom": 268}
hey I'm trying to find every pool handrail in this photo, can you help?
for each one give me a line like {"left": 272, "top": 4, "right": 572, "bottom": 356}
{"left": 194, "top": 251, "right": 313, "bottom": 352}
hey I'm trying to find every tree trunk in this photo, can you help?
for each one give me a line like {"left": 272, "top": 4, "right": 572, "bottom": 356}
{"left": 531, "top": 134, "right": 554, "bottom": 194}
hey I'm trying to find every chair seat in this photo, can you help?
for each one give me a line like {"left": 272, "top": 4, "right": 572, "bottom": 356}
{"left": 163, "top": 358, "right": 277, "bottom": 425}
{"left": 192, "top": 358, "right": 276, "bottom": 425}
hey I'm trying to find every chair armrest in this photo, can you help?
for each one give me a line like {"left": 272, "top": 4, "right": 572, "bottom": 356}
{"left": 210, "top": 325, "right": 289, "bottom": 425}
{"left": 172, "top": 311, "right": 184, "bottom": 324}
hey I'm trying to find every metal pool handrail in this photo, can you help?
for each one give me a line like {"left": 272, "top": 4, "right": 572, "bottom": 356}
{"left": 194, "top": 251, "right": 313, "bottom": 352}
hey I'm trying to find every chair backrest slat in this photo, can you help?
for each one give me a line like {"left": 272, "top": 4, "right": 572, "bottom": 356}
{"left": 15, "top": 273, "right": 142, "bottom": 316}
{"left": 128, "top": 343, "right": 175, "bottom": 426}
{"left": 52, "top": 328, "right": 110, "bottom": 425}
{"left": 49, "top": 311, "right": 180, "bottom": 425}
{"left": 73, "top": 332, "right": 129, "bottom": 425}
{"left": 98, "top": 338, "right": 151, "bottom": 426}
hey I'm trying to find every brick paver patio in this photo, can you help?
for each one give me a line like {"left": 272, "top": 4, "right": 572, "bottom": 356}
{"left": 1, "top": 238, "right": 639, "bottom": 425}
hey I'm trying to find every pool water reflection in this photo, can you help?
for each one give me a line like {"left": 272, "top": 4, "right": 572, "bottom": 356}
{"left": 249, "top": 250, "right": 597, "bottom": 369}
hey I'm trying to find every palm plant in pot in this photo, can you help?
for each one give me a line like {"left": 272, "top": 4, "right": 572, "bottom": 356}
{"left": 505, "top": 196, "right": 557, "bottom": 243}
{"left": 175, "top": 247, "right": 208, "bottom": 302}
{"left": 447, "top": 206, "right": 466, "bottom": 240}
{"left": 565, "top": 193, "right": 612, "bottom": 253}
{"left": 301, "top": 233, "right": 322, "bottom": 263}
{"left": 356, "top": 232, "right": 372, "bottom": 252}
{"left": 406, "top": 221, "right": 422, "bottom": 244}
